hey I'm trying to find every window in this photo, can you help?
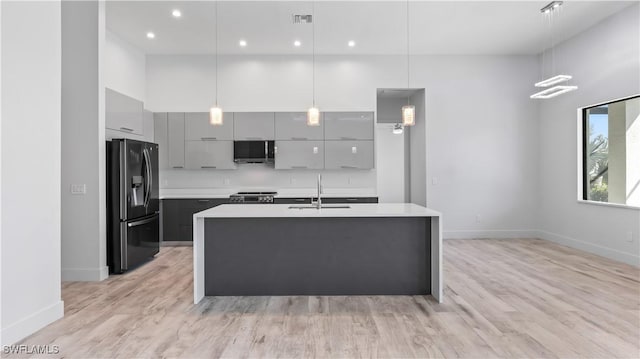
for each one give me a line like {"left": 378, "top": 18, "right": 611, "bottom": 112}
{"left": 582, "top": 95, "right": 640, "bottom": 207}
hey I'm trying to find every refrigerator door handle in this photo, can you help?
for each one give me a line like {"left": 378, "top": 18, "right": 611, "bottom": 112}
{"left": 127, "top": 214, "right": 158, "bottom": 228}
{"left": 142, "top": 148, "right": 151, "bottom": 208}
{"left": 147, "top": 147, "right": 153, "bottom": 206}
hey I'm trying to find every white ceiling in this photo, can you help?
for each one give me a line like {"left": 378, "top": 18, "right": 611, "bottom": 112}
{"left": 106, "top": 1, "right": 636, "bottom": 55}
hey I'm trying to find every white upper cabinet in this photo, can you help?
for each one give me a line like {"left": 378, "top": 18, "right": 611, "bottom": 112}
{"left": 234, "top": 112, "right": 275, "bottom": 140}
{"left": 324, "top": 112, "right": 374, "bottom": 140}
{"left": 324, "top": 140, "right": 374, "bottom": 170}
{"left": 185, "top": 141, "right": 236, "bottom": 170}
{"left": 275, "top": 112, "right": 324, "bottom": 140}
{"left": 185, "top": 112, "right": 234, "bottom": 141}
{"left": 167, "top": 113, "right": 185, "bottom": 169}
{"left": 106, "top": 88, "right": 144, "bottom": 135}
{"left": 275, "top": 141, "right": 324, "bottom": 170}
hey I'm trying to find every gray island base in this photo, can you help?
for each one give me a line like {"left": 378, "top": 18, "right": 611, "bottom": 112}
{"left": 193, "top": 204, "right": 442, "bottom": 303}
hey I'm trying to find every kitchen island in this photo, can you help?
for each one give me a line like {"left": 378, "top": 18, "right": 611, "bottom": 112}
{"left": 193, "top": 203, "right": 442, "bottom": 304}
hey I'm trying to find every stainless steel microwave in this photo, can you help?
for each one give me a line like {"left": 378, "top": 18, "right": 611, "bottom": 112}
{"left": 233, "top": 140, "right": 275, "bottom": 163}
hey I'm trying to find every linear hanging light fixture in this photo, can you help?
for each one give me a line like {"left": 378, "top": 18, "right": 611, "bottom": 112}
{"left": 209, "top": 0, "right": 223, "bottom": 125}
{"left": 402, "top": 0, "right": 415, "bottom": 126}
{"left": 307, "top": 2, "right": 320, "bottom": 126}
{"left": 531, "top": 1, "right": 577, "bottom": 100}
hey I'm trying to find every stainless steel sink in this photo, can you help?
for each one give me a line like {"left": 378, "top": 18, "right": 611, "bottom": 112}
{"left": 288, "top": 205, "right": 351, "bottom": 209}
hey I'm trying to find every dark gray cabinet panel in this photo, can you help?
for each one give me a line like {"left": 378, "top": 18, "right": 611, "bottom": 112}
{"left": 161, "top": 199, "right": 228, "bottom": 242}
{"left": 275, "top": 197, "right": 377, "bottom": 204}
{"left": 273, "top": 197, "right": 312, "bottom": 204}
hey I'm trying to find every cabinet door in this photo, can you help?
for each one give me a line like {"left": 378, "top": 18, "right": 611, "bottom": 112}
{"left": 154, "top": 113, "right": 169, "bottom": 170}
{"left": 234, "top": 112, "right": 275, "bottom": 140}
{"left": 275, "top": 141, "right": 324, "bottom": 170}
{"left": 185, "top": 141, "right": 236, "bottom": 170}
{"left": 322, "top": 197, "right": 379, "bottom": 204}
{"left": 167, "top": 113, "right": 185, "bottom": 169}
{"left": 185, "top": 112, "right": 234, "bottom": 141}
{"left": 275, "top": 112, "right": 324, "bottom": 140}
{"left": 324, "top": 112, "right": 374, "bottom": 140}
{"left": 324, "top": 140, "right": 374, "bottom": 170}
{"left": 273, "top": 197, "right": 312, "bottom": 204}
{"left": 106, "top": 88, "right": 144, "bottom": 135}
{"left": 162, "top": 199, "right": 228, "bottom": 242}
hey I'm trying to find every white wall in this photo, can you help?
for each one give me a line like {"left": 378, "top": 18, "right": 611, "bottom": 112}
{"left": 1, "top": 0, "right": 64, "bottom": 345}
{"left": 376, "top": 123, "right": 405, "bottom": 202}
{"left": 61, "top": 1, "right": 108, "bottom": 281}
{"left": 105, "top": 30, "right": 145, "bottom": 102}
{"left": 538, "top": 4, "right": 640, "bottom": 266}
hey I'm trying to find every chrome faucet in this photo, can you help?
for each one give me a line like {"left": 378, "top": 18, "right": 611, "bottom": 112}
{"left": 313, "top": 174, "right": 323, "bottom": 209}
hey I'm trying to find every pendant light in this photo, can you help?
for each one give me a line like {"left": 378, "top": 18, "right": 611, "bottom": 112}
{"left": 307, "top": 0, "right": 320, "bottom": 126}
{"left": 209, "top": 0, "right": 223, "bottom": 125}
{"left": 402, "top": 0, "right": 415, "bottom": 126}
{"left": 530, "top": 1, "right": 577, "bottom": 99}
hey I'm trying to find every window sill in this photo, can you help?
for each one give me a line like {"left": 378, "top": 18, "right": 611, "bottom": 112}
{"left": 577, "top": 199, "right": 640, "bottom": 211}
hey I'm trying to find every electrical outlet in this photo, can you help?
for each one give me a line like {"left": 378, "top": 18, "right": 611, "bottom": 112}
{"left": 432, "top": 177, "right": 438, "bottom": 185}
{"left": 290, "top": 177, "right": 297, "bottom": 185}
{"left": 223, "top": 178, "right": 230, "bottom": 185}
{"left": 71, "top": 184, "right": 86, "bottom": 195}
{"left": 475, "top": 215, "right": 481, "bottom": 224}
{"left": 626, "top": 231, "right": 633, "bottom": 243}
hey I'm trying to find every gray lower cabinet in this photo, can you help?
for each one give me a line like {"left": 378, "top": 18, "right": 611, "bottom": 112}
{"left": 275, "top": 141, "right": 324, "bottom": 170}
{"left": 234, "top": 112, "right": 275, "bottom": 140}
{"left": 324, "top": 112, "right": 374, "bottom": 140}
{"left": 168, "top": 113, "right": 186, "bottom": 169}
{"left": 162, "top": 199, "right": 228, "bottom": 242}
{"left": 185, "top": 112, "right": 234, "bottom": 141}
{"left": 274, "top": 197, "right": 377, "bottom": 204}
{"left": 324, "top": 140, "right": 374, "bottom": 170}
{"left": 185, "top": 140, "right": 236, "bottom": 170}
{"left": 275, "top": 112, "right": 324, "bottom": 140}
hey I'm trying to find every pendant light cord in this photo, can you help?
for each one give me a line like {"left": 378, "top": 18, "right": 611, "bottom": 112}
{"left": 312, "top": 0, "right": 316, "bottom": 108}
{"left": 215, "top": 0, "right": 219, "bottom": 107}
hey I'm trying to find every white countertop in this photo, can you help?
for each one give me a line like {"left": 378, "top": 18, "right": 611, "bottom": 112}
{"left": 160, "top": 188, "right": 377, "bottom": 199}
{"left": 193, "top": 203, "right": 441, "bottom": 218}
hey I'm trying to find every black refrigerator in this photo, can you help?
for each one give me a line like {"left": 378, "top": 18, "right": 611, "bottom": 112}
{"left": 106, "top": 139, "right": 160, "bottom": 274}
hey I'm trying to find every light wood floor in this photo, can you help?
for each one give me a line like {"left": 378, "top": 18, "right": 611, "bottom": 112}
{"left": 10, "top": 239, "right": 640, "bottom": 358}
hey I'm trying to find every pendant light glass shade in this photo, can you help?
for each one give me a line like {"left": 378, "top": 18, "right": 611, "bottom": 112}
{"left": 402, "top": 105, "right": 415, "bottom": 126}
{"left": 209, "top": 106, "right": 223, "bottom": 125}
{"left": 307, "top": 107, "right": 320, "bottom": 126}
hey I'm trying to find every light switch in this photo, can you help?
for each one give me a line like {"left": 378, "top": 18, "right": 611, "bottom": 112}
{"left": 351, "top": 146, "right": 357, "bottom": 154}
{"left": 432, "top": 177, "right": 438, "bottom": 185}
{"left": 71, "top": 184, "right": 86, "bottom": 195}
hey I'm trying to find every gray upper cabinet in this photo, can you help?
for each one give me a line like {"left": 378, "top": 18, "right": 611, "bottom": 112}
{"left": 324, "top": 112, "right": 374, "bottom": 140}
{"left": 106, "top": 88, "right": 144, "bottom": 135}
{"left": 185, "top": 141, "right": 236, "bottom": 170}
{"left": 234, "top": 112, "right": 275, "bottom": 140}
{"left": 185, "top": 112, "right": 234, "bottom": 141}
{"left": 324, "top": 140, "right": 374, "bottom": 170}
{"left": 275, "top": 141, "right": 324, "bottom": 170}
{"left": 275, "top": 112, "right": 324, "bottom": 140}
{"left": 153, "top": 113, "right": 169, "bottom": 170}
{"left": 168, "top": 113, "right": 185, "bottom": 169}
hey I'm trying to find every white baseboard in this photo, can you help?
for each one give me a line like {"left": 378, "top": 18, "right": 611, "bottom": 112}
{"left": 537, "top": 230, "right": 640, "bottom": 267}
{"left": 61, "top": 266, "right": 108, "bottom": 281}
{"left": 444, "top": 229, "right": 539, "bottom": 239}
{"left": 1, "top": 300, "right": 64, "bottom": 346}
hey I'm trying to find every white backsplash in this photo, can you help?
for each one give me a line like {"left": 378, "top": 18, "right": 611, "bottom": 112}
{"left": 159, "top": 164, "right": 377, "bottom": 192}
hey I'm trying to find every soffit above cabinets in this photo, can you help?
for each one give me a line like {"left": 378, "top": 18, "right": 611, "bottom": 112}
{"left": 106, "top": 1, "right": 636, "bottom": 56}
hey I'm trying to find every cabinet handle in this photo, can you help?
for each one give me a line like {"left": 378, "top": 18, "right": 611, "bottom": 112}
{"left": 291, "top": 137, "right": 308, "bottom": 140}
{"left": 340, "top": 137, "right": 356, "bottom": 140}
{"left": 197, "top": 199, "right": 210, "bottom": 203}
{"left": 346, "top": 198, "right": 358, "bottom": 202}
{"left": 291, "top": 166, "right": 308, "bottom": 169}
{"left": 245, "top": 137, "right": 262, "bottom": 140}
{"left": 201, "top": 166, "right": 217, "bottom": 169}
{"left": 201, "top": 137, "right": 217, "bottom": 141}
{"left": 172, "top": 166, "right": 184, "bottom": 169}
{"left": 120, "top": 127, "right": 134, "bottom": 132}
{"left": 340, "top": 165, "right": 357, "bottom": 169}
{"left": 294, "top": 198, "right": 306, "bottom": 202}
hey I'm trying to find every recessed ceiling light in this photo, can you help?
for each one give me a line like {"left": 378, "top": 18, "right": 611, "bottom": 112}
{"left": 348, "top": 40, "right": 356, "bottom": 47}
{"left": 294, "top": 40, "right": 301, "bottom": 47}
{"left": 146, "top": 32, "right": 155, "bottom": 39}
{"left": 239, "top": 39, "right": 247, "bottom": 47}
{"left": 172, "top": 9, "right": 181, "bottom": 18}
